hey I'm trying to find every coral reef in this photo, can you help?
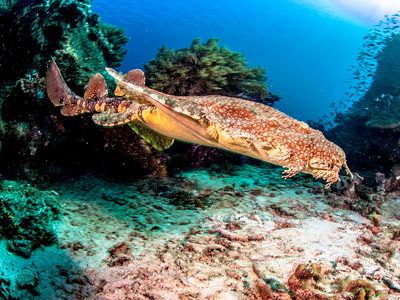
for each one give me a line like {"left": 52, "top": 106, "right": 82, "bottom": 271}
{"left": 0, "top": 0, "right": 127, "bottom": 85}
{"left": 287, "top": 263, "right": 331, "bottom": 299}
{"left": 0, "top": 0, "right": 131, "bottom": 180}
{"left": 286, "top": 263, "right": 387, "bottom": 300}
{"left": 144, "top": 38, "right": 275, "bottom": 103}
{"left": 352, "top": 32, "right": 400, "bottom": 129}
{"left": 327, "top": 13, "right": 400, "bottom": 176}
{"left": 0, "top": 180, "right": 60, "bottom": 257}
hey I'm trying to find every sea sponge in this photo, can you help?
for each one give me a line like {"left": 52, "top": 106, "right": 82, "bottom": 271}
{"left": 341, "top": 278, "right": 378, "bottom": 300}
{"left": 287, "top": 263, "right": 331, "bottom": 300}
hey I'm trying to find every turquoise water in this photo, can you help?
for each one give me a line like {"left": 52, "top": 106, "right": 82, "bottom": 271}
{"left": 1, "top": 1, "right": 400, "bottom": 298}
{"left": 92, "top": 0, "right": 368, "bottom": 121}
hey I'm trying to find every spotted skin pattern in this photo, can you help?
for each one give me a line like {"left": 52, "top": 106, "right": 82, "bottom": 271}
{"left": 109, "top": 69, "right": 352, "bottom": 186}
{"left": 157, "top": 94, "right": 351, "bottom": 186}
{"left": 46, "top": 60, "right": 352, "bottom": 186}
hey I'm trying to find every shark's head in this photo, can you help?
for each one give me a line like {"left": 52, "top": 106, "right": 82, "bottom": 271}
{"left": 304, "top": 138, "right": 352, "bottom": 187}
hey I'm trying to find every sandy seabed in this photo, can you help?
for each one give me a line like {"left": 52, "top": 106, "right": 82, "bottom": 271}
{"left": 1, "top": 164, "right": 400, "bottom": 299}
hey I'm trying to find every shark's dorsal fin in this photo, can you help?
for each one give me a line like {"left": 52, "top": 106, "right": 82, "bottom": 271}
{"left": 124, "top": 69, "right": 145, "bottom": 86}
{"left": 114, "top": 69, "right": 145, "bottom": 96}
{"left": 84, "top": 73, "right": 108, "bottom": 101}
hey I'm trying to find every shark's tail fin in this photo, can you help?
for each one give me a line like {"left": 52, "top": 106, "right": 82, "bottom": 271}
{"left": 46, "top": 59, "right": 107, "bottom": 116}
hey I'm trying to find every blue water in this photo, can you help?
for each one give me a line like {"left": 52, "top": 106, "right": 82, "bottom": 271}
{"left": 92, "top": 0, "right": 369, "bottom": 121}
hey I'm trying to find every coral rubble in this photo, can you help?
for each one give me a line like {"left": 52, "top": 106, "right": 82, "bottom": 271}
{"left": 49, "top": 165, "right": 398, "bottom": 299}
{"left": 1, "top": 164, "right": 398, "bottom": 298}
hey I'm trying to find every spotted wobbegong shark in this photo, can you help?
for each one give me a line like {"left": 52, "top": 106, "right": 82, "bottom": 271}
{"left": 46, "top": 60, "right": 352, "bottom": 186}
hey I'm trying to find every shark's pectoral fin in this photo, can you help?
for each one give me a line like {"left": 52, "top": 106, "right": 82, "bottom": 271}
{"left": 128, "top": 123, "right": 174, "bottom": 151}
{"left": 84, "top": 73, "right": 108, "bottom": 101}
{"left": 92, "top": 104, "right": 174, "bottom": 151}
{"left": 46, "top": 59, "right": 75, "bottom": 107}
{"left": 92, "top": 109, "right": 137, "bottom": 127}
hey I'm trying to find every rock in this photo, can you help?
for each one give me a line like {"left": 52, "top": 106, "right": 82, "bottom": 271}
{"left": 16, "top": 269, "right": 39, "bottom": 296}
{"left": 108, "top": 242, "right": 130, "bottom": 258}
{"left": 106, "top": 242, "right": 133, "bottom": 267}
{"left": 0, "top": 180, "right": 60, "bottom": 257}
{"left": 56, "top": 265, "right": 69, "bottom": 277}
{"left": 108, "top": 255, "right": 132, "bottom": 267}
{"left": 71, "top": 242, "right": 85, "bottom": 251}
{"left": 101, "top": 191, "right": 128, "bottom": 205}
{"left": 7, "top": 239, "right": 33, "bottom": 258}
{"left": 336, "top": 173, "right": 364, "bottom": 198}
{"left": 0, "top": 274, "right": 11, "bottom": 299}
{"left": 378, "top": 176, "right": 400, "bottom": 193}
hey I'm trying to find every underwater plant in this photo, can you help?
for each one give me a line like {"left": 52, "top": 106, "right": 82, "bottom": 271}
{"left": 144, "top": 38, "right": 278, "bottom": 105}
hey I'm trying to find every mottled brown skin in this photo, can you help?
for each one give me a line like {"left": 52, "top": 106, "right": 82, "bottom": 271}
{"left": 45, "top": 60, "right": 133, "bottom": 116}
{"left": 46, "top": 60, "right": 352, "bottom": 186}
{"left": 170, "top": 95, "right": 348, "bottom": 186}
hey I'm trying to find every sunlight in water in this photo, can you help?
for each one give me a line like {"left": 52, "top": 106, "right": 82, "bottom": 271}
{"left": 296, "top": 0, "right": 400, "bottom": 24}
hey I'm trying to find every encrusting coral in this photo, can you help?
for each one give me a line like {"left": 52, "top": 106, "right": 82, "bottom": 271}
{"left": 284, "top": 263, "right": 387, "bottom": 300}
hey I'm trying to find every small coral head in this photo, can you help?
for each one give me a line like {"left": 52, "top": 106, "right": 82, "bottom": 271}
{"left": 306, "top": 144, "right": 352, "bottom": 187}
